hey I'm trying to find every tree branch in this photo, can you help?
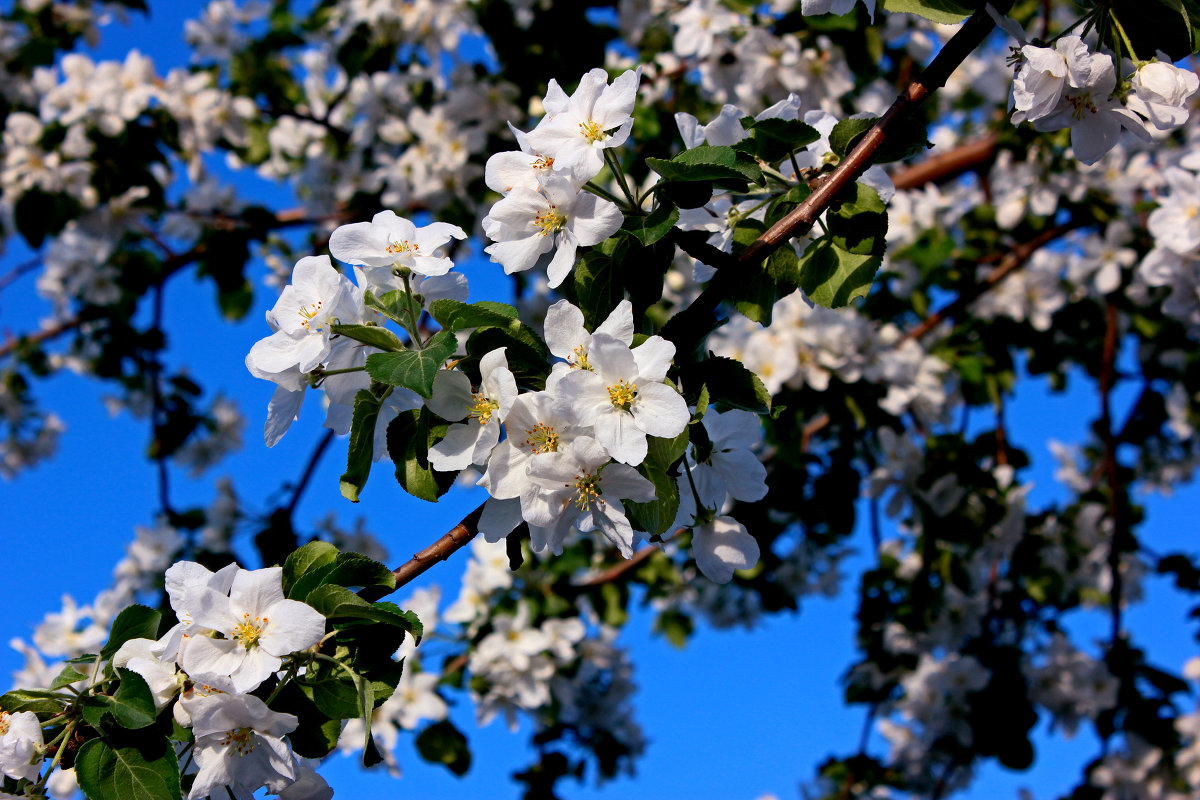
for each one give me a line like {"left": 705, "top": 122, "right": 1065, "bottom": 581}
{"left": 890, "top": 134, "right": 998, "bottom": 191}
{"left": 391, "top": 502, "right": 486, "bottom": 589}
{"left": 902, "top": 219, "right": 1085, "bottom": 342}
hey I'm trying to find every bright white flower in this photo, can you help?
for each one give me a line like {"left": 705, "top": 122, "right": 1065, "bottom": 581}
{"left": 245, "top": 255, "right": 359, "bottom": 376}
{"left": 557, "top": 333, "right": 689, "bottom": 465}
{"left": 688, "top": 408, "right": 768, "bottom": 509}
{"left": 1126, "top": 61, "right": 1199, "bottom": 132}
{"left": 154, "top": 560, "right": 239, "bottom": 664}
{"left": 482, "top": 173, "right": 623, "bottom": 288}
{"left": 186, "top": 692, "right": 297, "bottom": 800}
{"left": 0, "top": 711, "right": 42, "bottom": 782}
{"left": 1011, "top": 38, "right": 1080, "bottom": 123}
{"left": 543, "top": 298, "right": 634, "bottom": 389}
{"left": 672, "top": 0, "right": 742, "bottom": 59}
{"left": 484, "top": 123, "right": 560, "bottom": 195}
{"left": 801, "top": 0, "right": 875, "bottom": 21}
{"left": 478, "top": 390, "right": 581, "bottom": 500}
{"left": 113, "top": 638, "right": 179, "bottom": 710}
{"left": 1148, "top": 168, "right": 1200, "bottom": 256}
{"left": 524, "top": 436, "right": 656, "bottom": 557}
{"left": 692, "top": 516, "right": 760, "bottom": 583}
{"left": 525, "top": 67, "right": 641, "bottom": 178}
{"left": 328, "top": 210, "right": 467, "bottom": 279}
{"left": 181, "top": 566, "right": 326, "bottom": 693}
{"left": 427, "top": 348, "right": 518, "bottom": 471}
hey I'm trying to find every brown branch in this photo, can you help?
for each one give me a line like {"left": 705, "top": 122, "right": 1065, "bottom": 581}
{"left": 737, "top": 3, "right": 1010, "bottom": 267}
{"left": 902, "top": 219, "right": 1085, "bottom": 342}
{"left": 574, "top": 537, "right": 672, "bottom": 587}
{"left": 890, "top": 134, "right": 998, "bottom": 191}
{"left": 391, "top": 502, "right": 486, "bottom": 589}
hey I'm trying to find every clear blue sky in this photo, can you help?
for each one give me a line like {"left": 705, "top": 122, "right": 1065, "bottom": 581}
{"left": 2, "top": 4, "right": 1198, "bottom": 798}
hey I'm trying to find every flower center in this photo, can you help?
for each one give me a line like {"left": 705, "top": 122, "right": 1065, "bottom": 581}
{"left": 578, "top": 119, "right": 605, "bottom": 144}
{"left": 0, "top": 712, "right": 10, "bottom": 736}
{"left": 573, "top": 472, "right": 602, "bottom": 511}
{"left": 524, "top": 422, "right": 559, "bottom": 454}
{"left": 607, "top": 379, "right": 637, "bottom": 410}
{"left": 232, "top": 613, "right": 267, "bottom": 649}
{"left": 298, "top": 300, "right": 324, "bottom": 331}
{"left": 534, "top": 207, "right": 566, "bottom": 236}
{"left": 386, "top": 239, "right": 418, "bottom": 255}
{"left": 568, "top": 344, "right": 592, "bottom": 371}
{"left": 220, "top": 727, "right": 257, "bottom": 757}
{"left": 1067, "top": 92, "right": 1098, "bottom": 120}
{"left": 531, "top": 154, "right": 554, "bottom": 170}
{"left": 470, "top": 393, "right": 499, "bottom": 425}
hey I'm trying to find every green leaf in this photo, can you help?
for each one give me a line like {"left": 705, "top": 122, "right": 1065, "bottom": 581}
{"left": 574, "top": 247, "right": 625, "bottom": 331}
{"left": 749, "top": 118, "right": 821, "bottom": 163}
{"left": 323, "top": 552, "right": 397, "bottom": 598}
{"left": 0, "top": 689, "right": 67, "bottom": 715}
{"left": 110, "top": 670, "right": 157, "bottom": 729}
{"left": 429, "top": 299, "right": 549, "bottom": 360}
{"left": 283, "top": 541, "right": 339, "bottom": 599}
{"left": 307, "top": 586, "right": 424, "bottom": 640}
{"left": 680, "top": 356, "right": 771, "bottom": 413}
{"left": 365, "top": 329, "right": 459, "bottom": 398}
{"left": 621, "top": 204, "right": 679, "bottom": 246}
{"left": 465, "top": 327, "right": 550, "bottom": 391}
{"left": 880, "top": 0, "right": 971, "bottom": 24}
{"left": 625, "top": 428, "right": 689, "bottom": 536}
{"left": 647, "top": 144, "right": 764, "bottom": 187}
{"left": 428, "top": 299, "right": 518, "bottom": 330}
{"left": 49, "top": 665, "right": 88, "bottom": 690}
{"left": 827, "top": 182, "right": 888, "bottom": 257}
{"left": 75, "top": 732, "right": 182, "bottom": 800}
{"left": 766, "top": 245, "right": 802, "bottom": 286}
{"left": 416, "top": 720, "right": 471, "bottom": 775}
{"left": 828, "top": 115, "right": 928, "bottom": 163}
{"left": 339, "top": 390, "right": 383, "bottom": 503}
{"left": 799, "top": 240, "right": 882, "bottom": 309}
{"left": 766, "top": 184, "right": 812, "bottom": 227}
{"left": 363, "top": 290, "right": 413, "bottom": 326}
{"left": 386, "top": 408, "right": 450, "bottom": 503}
{"left": 330, "top": 323, "right": 405, "bottom": 352}
{"left": 101, "top": 605, "right": 162, "bottom": 661}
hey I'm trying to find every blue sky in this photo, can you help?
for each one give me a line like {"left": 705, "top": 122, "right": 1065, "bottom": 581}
{"left": 3, "top": 3, "right": 1199, "bottom": 798}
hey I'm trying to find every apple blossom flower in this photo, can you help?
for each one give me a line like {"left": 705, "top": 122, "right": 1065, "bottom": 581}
{"left": 478, "top": 390, "right": 582, "bottom": 500}
{"left": 328, "top": 210, "right": 467, "bottom": 280}
{"left": 482, "top": 173, "right": 623, "bottom": 288}
{"left": 1125, "top": 60, "right": 1199, "bottom": 132}
{"left": 186, "top": 692, "right": 298, "bottom": 800}
{"left": 523, "top": 436, "right": 656, "bottom": 557}
{"left": 556, "top": 333, "right": 690, "bottom": 466}
{"left": 543, "top": 298, "right": 634, "bottom": 389}
{"left": 113, "top": 638, "right": 180, "bottom": 710}
{"left": 154, "top": 560, "right": 239, "bottom": 663}
{"left": 245, "top": 255, "right": 360, "bottom": 376}
{"left": 427, "top": 348, "right": 518, "bottom": 472}
{"left": 181, "top": 566, "right": 326, "bottom": 693}
{"left": 525, "top": 67, "right": 641, "bottom": 178}
{"left": 484, "top": 123, "right": 559, "bottom": 195}
{"left": 692, "top": 515, "right": 761, "bottom": 583}
{"left": 1148, "top": 168, "right": 1200, "bottom": 256}
{"left": 0, "top": 711, "right": 42, "bottom": 782}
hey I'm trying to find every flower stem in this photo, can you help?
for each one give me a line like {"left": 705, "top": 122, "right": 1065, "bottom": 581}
{"left": 400, "top": 271, "right": 425, "bottom": 350}
{"left": 603, "top": 148, "right": 643, "bottom": 214}
{"left": 582, "top": 181, "right": 625, "bottom": 206}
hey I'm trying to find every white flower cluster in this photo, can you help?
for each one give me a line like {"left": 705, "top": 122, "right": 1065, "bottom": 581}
{"left": 1008, "top": 35, "right": 1199, "bottom": 164}
{"left": 10, "top": 562, "right": 330, "bottom": 800}
{"left": 481, "top": 68, "right": 632, "bottom": 288}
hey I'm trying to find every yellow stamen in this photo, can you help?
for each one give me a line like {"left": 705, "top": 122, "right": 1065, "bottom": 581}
{"left": 524, "top": 422, "right": 559, "bottom": 454}
{"left": 385, "top": 240, "right": 419, "bottom": 254}
{"left": 219, "top": 727, "right": 257, "bottom": 757}
{"left": 573, "top": 472, "right": 602, "bottom": 511}
{"left": 531, "top": 154, "right": 554, "bottom": 170}
{"left": 298, "top": 300, "right": 323, "bottom": 330}
{"left": 578, "top": 119, "right": 604, "bottom": 144}
{"left": 607, "top": 380, "right": 637, "bottom": 410}
{"left": 232, "top": 612, "right": 267, "bottom": 649}
{"left": 470, "top": 393, "right": 499, "bottom": 425}
{"left": 534, "top": 207, "right": 566, "bottom": 236}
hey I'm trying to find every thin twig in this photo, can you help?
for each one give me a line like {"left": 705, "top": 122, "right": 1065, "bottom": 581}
{"left": 903, "top": 219, "right": 1085, "bottom": 341}
{"left": 286, "top": 429, "right": 337, "bottom": 516}
{"left": 391, "top": 503, "right": 487, "bottom": 589}
{"left": 0, "top": 255, "right": 41, "bottom": 294}
{"left": 890, "top": 134, "right": 998, "bottom": 191}
{"left": 573, "top": 538, "right": 674, "bottom": 587}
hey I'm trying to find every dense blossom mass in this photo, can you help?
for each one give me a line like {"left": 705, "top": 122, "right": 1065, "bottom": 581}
{"left": 3, "top": 0, "right": 1200, "bottom": 798}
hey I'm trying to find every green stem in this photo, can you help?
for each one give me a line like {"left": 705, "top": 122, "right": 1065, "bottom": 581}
{"left": 603, "top": 148, "right": 643, "bottom": 214}
{"left": 681, "top": 453, "right": 713, "bottom": 526}
{"left": 317, "top": 365, "right": 367, "bottom": 378}
{"left": 400, "top": 271, "right": 425, "bottom": 350}
{"left": 33, "top": 719, "right": 76, "bottom": 793}
{"left": 582, "top": 181, "right": 625, "bottom": 206}
{"left": 1109, "top": 12, "right": 1139, "bottom": 61}
{"left": 265, "top": 660, "right": 299, "bottom": 705}
{"left": 788, "top": 150, "right": 804, "bottom": 183}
